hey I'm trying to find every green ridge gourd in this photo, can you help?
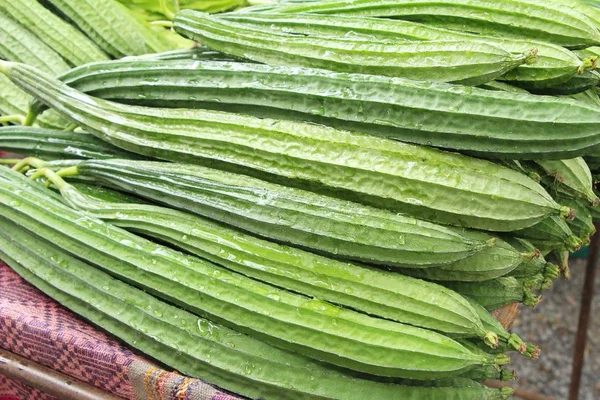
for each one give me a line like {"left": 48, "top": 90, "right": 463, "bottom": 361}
{"left": 265, "top": 0, "right": 600, "bottom": 49}
{"left": 464, "top": 297, "right": 539, "bottom": 358}
{"left": 534, "top": 158, "right": 600, "bottom": 206}
{"left": 0, "top": 62, "right": 571, "bottom": 231}
{"left": 44, "top": 59, "right": 600, "bottom": 160}
{"left": 0, "top": 13, "right": 69, "bottom": 75}
{"left": 396, "top": 237, "right": 526, "bottom": 282}
{"left": 45, "top": 0, "right": 161, "bottom": 58}
{"left": 122, "top": 47, "right": 239, "bottom": 62}
{"left": 218, "top": 11, "right": 582, "bottom": 88}
{"left": 0, "top": 75, "right": 29, "bottom": 118}
{"left": 0, "top": 0, "right": 108, "bottom": 66}
{"left": 0, "top": 168, "right": 507, "bottom": 379}
{"left": 172, "top": 10, "right": 531, "bottom": 85}
{"left": 527, "top": 70, "right": 600, "bottom": 96}
{"left": 0, "top": 75, "right": 69, "bottom": 130}
{"left": 556, "top": 197, "right": 597, "bottom": 244}
{"left": 34, "top": 169, "right": 503, "bottom": 345}
{"left": 445, "top": 277, "right": 541, "bottom": 311}
{"left": 0, "top": 127, "right": 144, "bottom": 161}
{"left": 514, "top": 215, "right": 582, "bottom": 253}
{"left": 504, "top": 238, "right": 560, "bottom": 285}
{"left": 22, "top": 157, "right": 490, "bottom": 268}
{"left": 0, "top": 223, "right": 513, "bottom": 400}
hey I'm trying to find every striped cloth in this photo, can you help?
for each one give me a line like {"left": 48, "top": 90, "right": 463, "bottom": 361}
{"left": 0, "top": 260, "right": 242, "bottom": 400}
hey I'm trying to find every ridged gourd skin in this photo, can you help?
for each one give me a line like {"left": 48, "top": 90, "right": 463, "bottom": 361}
{"left": 113, "top": 2, "right": 172, "bottom": 54}
{"left": 527, "top": 70, "right": 600, "bottom": 96}
{"left": 457, "top": 363, "right": 515, "bottom": 382}
{"left": 444, "top": 277, "right": 540, "bottom": 311}
{"left": 265, "top": 0, "right": 600, "bottom": 49}
{"left": 0, "top": 62, "right": 570, "bottom": 231}
{"left": 513, "top": 215, "right": 582, "bottom": 253}
{"left": 0, "top": 169, "right": 504, "bottom": 379}
{"left": 219, "top": 11, "right": 582, "bottom": 88}
{"left": 0, "top": 13, "right": 69, "bottom": 75}
{"left": 396, "top": 236, "right": 524, "bottom": 282}
{"left": 534, "top": 158, "right": 600, "bottom": 206}
{"left": 0, "top": 76, "right": 69, "bottom": 130}
{"left": 0, "top": 75, "right": 29, "bottom": 117}
{"left": 553, "top": 0, "right": 600, "bottom": 29}
{"left": 574, "top": 46, "right": 600, "bottom": 62}
{"left": 504, "top": 238, "right": 560, "bottom": 282}
{"left": 555, "top": 197, "right": 597, "bottom": 244}
{"left": 44, "top": 177, "right": 499, "bottom": 341}
{"left": 173, "top": 10, "right": 529, "bottom": 86}
{"left": 0, "top": 0, "right": 108, "bottom": 66}
{"left": 0, "top": 126, "right": 143, "bottom": 161}
{"left": 568, "top": 89, "right": 600, "bottom": 108}
{"left": 49, "top": 59, "right": 600, "bottom": 160}
{"left": 0, "top": 227, "right": 513, "bottom": 400}
{"left": 463, "top": 297, "right": 540, "bottom": 358}
{"left": 45, "top": 0, "right": 156, "bottom": 58}
{"left": 11, "top": 63, "right": 575, "bottom": 231}
{"left": 65, "top": 158, "right": 490, "bottom": 267}
{"left": 122, "top": 47, "right": 239, "bottom": 62}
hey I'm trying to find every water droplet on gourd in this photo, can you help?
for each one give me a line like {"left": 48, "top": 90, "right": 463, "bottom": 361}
{"left": 243, "top": 363, "right": 254, "bottom": 375}
{"left": 267, "top": 293, "right": 280, "bottom": 301}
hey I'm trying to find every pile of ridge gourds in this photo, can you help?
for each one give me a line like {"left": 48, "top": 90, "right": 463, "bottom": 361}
{"left": 3, "top": 0, "right": 600, "bottom": 399}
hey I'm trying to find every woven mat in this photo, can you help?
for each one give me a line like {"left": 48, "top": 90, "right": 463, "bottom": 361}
{"left": 0, "top": 260, "right": 242, "bottom": 400}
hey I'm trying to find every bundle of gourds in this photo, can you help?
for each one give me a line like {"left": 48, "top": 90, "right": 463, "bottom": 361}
{"left": 2, "top": 1, "right": 600, "bottom": 399}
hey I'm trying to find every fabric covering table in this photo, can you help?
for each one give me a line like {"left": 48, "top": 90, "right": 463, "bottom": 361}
{"left": 0, "top": 258, "right": 519, "bottom": 400}
{"left": 0, "top": 260, "right": 242, "bottom": 400}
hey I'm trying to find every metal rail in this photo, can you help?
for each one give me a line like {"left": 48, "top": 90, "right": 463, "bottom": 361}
{"left": 568, "top": 222, "right": 600, "bottom": 400}
{"left": 0, "top": 347, "right": 122, "bottom": 400}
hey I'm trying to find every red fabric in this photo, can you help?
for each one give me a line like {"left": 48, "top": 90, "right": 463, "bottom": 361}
{"left": 0, "top": 261, "right": 240, "bottom": 400}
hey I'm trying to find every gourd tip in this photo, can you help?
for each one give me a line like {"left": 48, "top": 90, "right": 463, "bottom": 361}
{"left": 524, "top": 48, "right": 539, "bottom": 65}
{"left": 484, "top": 332, "right": 500, "bottom": 349}
{"left": 494, "top": 353, "right": 511, "bottom": 367}
{"left": 500, "top": 369, "right": 518, "bottom": 382}
{"left": 582, "top": 56, "right": 598, "bottom": 72}
{"left": 560, "top": 206, "right": 576, "bottom": 221}
{"left": 500, "top": 386, "right": 514, "bottom": 399}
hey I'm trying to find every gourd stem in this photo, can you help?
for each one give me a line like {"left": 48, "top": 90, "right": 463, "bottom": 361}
{"left": 11, "top": 157, "right": 45, "bottom": 173}
{"left": 56, "top": 166, "right": 79, "bottom": 179}
{"left": 0, "top": 115, "right": 25, "bottom": 124}
{"left": 28, "top": 168, "right": 69, "bottom": 190}
{"left": 23, "top": 110, "right": 38, "bottom": 127}
{"left": 151, "top": 20, "right": 174, "bottom": 28}
{"left": 173, "top": 0, "right": 180, "bottom": 13}
{"left": 159, "top": 0, "right": 175, "bottom": 20}
{"left": 64, "top": 123, "right": 78, "bottom": 131}
{"left": 0, "top": 159, "right": 22, "bottom": 166}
